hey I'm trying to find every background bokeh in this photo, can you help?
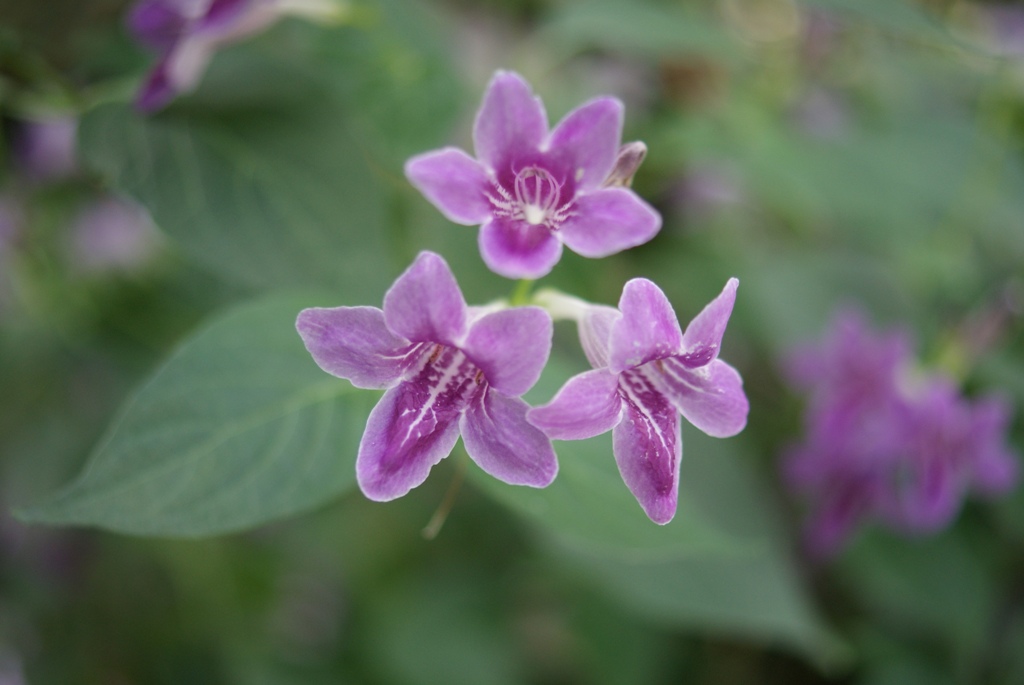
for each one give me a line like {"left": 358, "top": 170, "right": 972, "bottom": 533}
{"left": 1, "top": 0, "right": 1023, "bottom": 683}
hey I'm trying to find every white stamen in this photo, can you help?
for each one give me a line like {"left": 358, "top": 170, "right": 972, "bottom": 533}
{"left": 486, "top": 165, "right": 576, "bottom": 231}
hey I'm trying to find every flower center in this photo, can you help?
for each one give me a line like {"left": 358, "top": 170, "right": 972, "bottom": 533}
{"left": 488, "top": 166, "right": 575, "bottom": 230}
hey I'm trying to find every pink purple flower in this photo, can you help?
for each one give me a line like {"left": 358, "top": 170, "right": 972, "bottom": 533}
{"left": 127, "top": 0, "right": 339, "bottom": 112}
{"left": 782, "top": 310, "right": 1020, "bottom": 558}
{"left": 405, "top": 71, "right": 661, "bottom": 279}
{"left": 296, "top": 251, "right": 558, "bottom": 501}
{"left": 527, "top": 278, "right": 749, "bottom": 524}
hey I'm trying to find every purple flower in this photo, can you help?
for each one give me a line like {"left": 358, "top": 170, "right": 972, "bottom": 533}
{"left": 296, "top": 251, "right": 558, "bottom": 501}
{"left": 782, "top": 310, "right": 1021, "bottom": 558}
{"left": 128, "top": 0, "right": 340, "bottom": 112}
{"left": 68, "top": 196, "right": 162, "bottom": 274}
{"left": 405, "top": 71, "right": 662, "bottom": 279}
{"left": 12, "top": 116, "right": 78, "bottom": 182}
{"left": 528, "top": 278, "right": 749, "bottom": 524}
{"left": 881, "top": 379, "right": 1020, "bottom": 533}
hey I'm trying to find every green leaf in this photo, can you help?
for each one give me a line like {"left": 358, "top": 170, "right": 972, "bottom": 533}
{"left": 310, "top": 0, "right": 464, "bottom": 167}
{"left": 525, "top": 420, "right": 846, "bottom": 664}
{"left": 18, "top": 296, "right": 375, "bottom": 537}
{"left": 78, "top": 82, "right": 391, "bottom": 295}
{"left": 801, "top": 0, "right": 951, "bottom": 42}
{"left": 842, "top": 526, "right": 998, "bottom": 661}
{"left": 541, "top": 1, "right": 739, "bottom": 62}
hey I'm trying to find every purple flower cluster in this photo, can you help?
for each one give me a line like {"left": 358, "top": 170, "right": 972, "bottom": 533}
{"left": 782, "top": 310, "right": 1020, "bottom": 558}
{"left": 297, "top": 71, "right": 749, "bottom": 524}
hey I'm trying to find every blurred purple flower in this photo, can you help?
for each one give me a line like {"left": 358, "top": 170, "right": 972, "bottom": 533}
{"left": 529, "top": 278, "right": 748, "bottom": 524}
{"left": 405, "top": 71, "right": 661, "bottom": 279}
{"left": 12, "top": 116, "right": 78, "bottom": 182}
{"left": 69, "top": 196, "right": 162, "bottom": 274}
{"left": 782, "top": 310, "right": 1020, "bottom": 558}
{"left": 296, "top": 251, "right": 557, "bottom": 501}
{"left": 881, "top": 379, "right": 1020, "bottom": 533}
{"left": 674, "top": 163, "right": 743, "bottom": 222}
{"left": 800, "top": 8, "right": 843, "bottom": 68}
{"left": 790, "top": 88, "right": 849, "bottom": 140}
{"left": 128, "top": 0, "right": 340, "bottom": 112}
{"left": 0, "top": 647, "right": 25, "bottom": 685}
{"left": 982, "top": 5, "right": 1024, "bottom": 58}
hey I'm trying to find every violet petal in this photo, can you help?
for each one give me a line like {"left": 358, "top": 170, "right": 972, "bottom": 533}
{"left": 135, "top": 54, "right": 179, "bottom": 112}
{"left": 657, "top": 358, "right": 749, "bottom": 438}
{"left": 404, "top": 148, "right": 494, "bottom": 225}
{"left": 678, "top": 278, "right": 738, "bottom": 368}
{"left": 473, "top": 71, "right": 548, "bottom": 171}
{"left": 558, "top": 187, "right": 661, "bottom": 258}
{"left": 460, "top": 389, "right": 558, "bottom": 487}
{"left": 296, "top": 306, "right": 417, "bottom": 389}
{"left": 356, "top": 373, "right": 467, "bottom": 501}
{"left": 200, "top": 0, "right": 252, "bottom": 33}
{"left": 614, "top": 371, "right": 682, "bottom": 524}
{"left": 478, "top": 217, "right": 563, "bottom": 280}
{"left": 546, "top": 96, "right": 623, "bottom": 192}
{"left": 128, "top": 0, "right": 188, "bottom": 51}
{"left": 463, "top": 307, "right": 552, "bottom": 397}
{"left": 609, "top": 278, "right": 683, "bottom": 373}
{"left": 527, "top": 369, "right": 623, "bottom": 440}
{"left": 578, "top": 305, "right": 620, "bottom": 369}
{"left": 383, "top": 251, "right": 468, "bottom": 346}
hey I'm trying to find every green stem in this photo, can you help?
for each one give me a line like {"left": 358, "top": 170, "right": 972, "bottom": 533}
{"left": 421, "top": 457, "right": 468, "bottom": 540}
{"left": 510, "top": 279, "right": 535, "bottom": 306}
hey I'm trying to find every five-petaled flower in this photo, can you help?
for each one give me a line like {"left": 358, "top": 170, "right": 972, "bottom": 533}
{"left": 296, "top": 251, "right": 558, "bottom": 501}
{"left": 405, "top": 71, "right": 662, "bottom": 279}
{"left": 528, "top": 278, "right": 749, "bottom": 524}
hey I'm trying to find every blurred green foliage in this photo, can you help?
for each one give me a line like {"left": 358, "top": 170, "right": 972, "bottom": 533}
{"left": 1, "top": 0, "right": 1022, "bottom": 683}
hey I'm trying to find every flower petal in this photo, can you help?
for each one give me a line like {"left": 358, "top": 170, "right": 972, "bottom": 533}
{"left": 678, "top": 278, "right": 738, "bottom": 368}
{"left": 614, "top": 371, "right": 682, "bottom": 524}
{"left": 128, "top": 0, "right": 187, "bottom": 50}
{"left": 356, "top": 356, "right": 472, "bottom": 501}
{"left": 404, "top": 148, "right": 494, "bottom": 225}
{"left": 657, "top": 358, "right": 749, "bottom": 438}
{"left": 883, "top": 456, "right": 962, "bottom": 533}
{"left": 558, "top": 187, "right": 661, "bottom": 258}
{"left": 803, "top": 479, "right": 873, "bottom": 559}
{"left": 135, "top": 54, "right": 179, "bottom": 112}
{"left": 460, "top": 390, "right": 558, "bottom": 488}
{"left": 473, "top": 71, "right": 548, "bottom": 170}
{"left": 136, "top": 36, "right": 215, "bottom": 112}
{"left": 970, "top": 397, "right": 1020, "bottom": 495}
{"left": 579, "top": 305, "right": 619, "bottom": 369}
{"left": 527, "top": 369, "right": 623, "bottom": 440}
{"left": 296, "top": 306, "right": 417, "bottom": 389}
{"left": 383, "top": 251, "right": 468, "bottom": 346}
{"left": 479, "top": 217, "right": 563, "bottom": 279}
{"left": 463, "top": 307, "right": 552, "bottom": 397}
{"left": 609, "top": 278, "right": 683, "bottom": 374}
{"left": 200, "top": 0, "right": 252, "bottom": 33}
{"left": 546, "top": 96, "right": 623, "bottom": 191}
